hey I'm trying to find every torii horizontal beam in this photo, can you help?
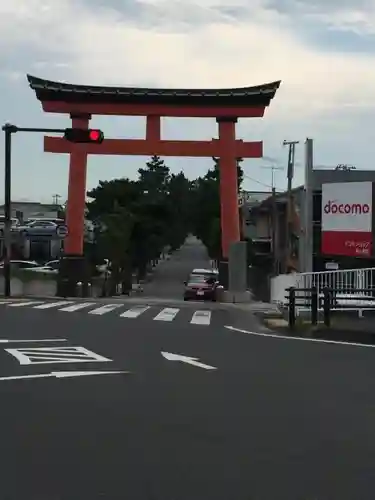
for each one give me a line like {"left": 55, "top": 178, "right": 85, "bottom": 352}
{"left": 44, "top": 137, "right": 263, "bottom": 157}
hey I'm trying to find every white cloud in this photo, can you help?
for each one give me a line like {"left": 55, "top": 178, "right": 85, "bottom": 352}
{"left": 2, "top": 0, "right": 374, "bottom": 118}
{"left": 1, "top": 0, "right": 375, "bottom": 180}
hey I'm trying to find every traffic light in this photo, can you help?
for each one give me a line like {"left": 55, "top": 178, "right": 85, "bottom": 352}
{"left": 64, "top": 128, "right": 104, "bottom": 143}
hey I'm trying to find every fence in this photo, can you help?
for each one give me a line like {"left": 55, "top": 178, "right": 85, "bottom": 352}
{"left": 295, "top": 267, "right": 375, "bottom": 294}
{"left": 286, "top": 286, "right": 375, "bottom": 329}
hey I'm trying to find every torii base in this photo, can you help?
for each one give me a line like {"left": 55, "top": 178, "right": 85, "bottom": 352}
{"left": 57, "top": 254, "right": 91, "bottom": 297}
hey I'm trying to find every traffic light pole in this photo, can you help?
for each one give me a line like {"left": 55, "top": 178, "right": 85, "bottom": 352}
{"left": 1, "top": 123, "right": 70, "bottom": 297}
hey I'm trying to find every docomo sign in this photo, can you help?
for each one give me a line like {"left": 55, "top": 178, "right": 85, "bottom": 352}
{"left": 321, "top": 181, "right": 373, "bottom": 257}
{"left": 324, "top": 200, "right": 370, "bottom": 215}
{"left": 322, "top": 182, "right": 372, "bottom": 232}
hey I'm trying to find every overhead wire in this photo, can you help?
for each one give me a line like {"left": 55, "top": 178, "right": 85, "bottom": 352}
{"left": 242, "top": 172, "right": 283, "bottom": 192}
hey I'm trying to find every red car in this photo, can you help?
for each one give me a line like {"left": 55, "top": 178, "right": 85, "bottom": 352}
{"left": 183, "top": 275, "right": 217, "bottom": 301}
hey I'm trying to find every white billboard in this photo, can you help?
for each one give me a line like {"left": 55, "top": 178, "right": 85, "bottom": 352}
{"left": 322, "top": 182, "right": 372, "bottom": 232}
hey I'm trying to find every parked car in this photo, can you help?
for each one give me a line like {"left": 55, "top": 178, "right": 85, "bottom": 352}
{"left": 25, "top": 218, "right": 65, "bottom": 226}
{"left": 44, "top": 260, "right": 60, "bottom": 270}
{"left": 183, "top": 274, "right": 218, "bottom": 301}
{"left": 0, "top": 217, "right": 21, "bottom": 234}
{"left": 0, "top": 260, "right": 41, "bottom": 270}
{"left": 190, "top": 268, "right": 219, "bottom": 281}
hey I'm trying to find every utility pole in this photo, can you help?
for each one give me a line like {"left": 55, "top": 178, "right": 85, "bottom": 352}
{"left": 261, "top": 165, "right": 283, "bottom": 190}
{"left": 52, "top": 194, "right": 61, "bottom": 206}
{"left": 262, "top": 165, "right": 283, "bottom": 275}
{"left": 283, "top": 140, "right": 299, "bottom": 272}
{"left": 303, "top": 138, "right": 313, "bottom": 273}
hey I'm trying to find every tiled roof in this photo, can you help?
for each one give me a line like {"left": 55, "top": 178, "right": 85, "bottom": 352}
{"left": 27, "top": 75, "right": 281, "bottom": 106}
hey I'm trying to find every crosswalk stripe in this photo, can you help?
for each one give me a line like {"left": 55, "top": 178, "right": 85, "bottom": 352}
{"left": 88, "top": 304, "right": 124, "bottom": 315}
{"left": 59, "top": 302, "right": 96, "bottom": 312}
{"left": 153, "top": 307, "right": 180, "bottom": 321}
{"left": 190, "top": 310, "right": 211, "bottom": 325}
{"left": 7, "top": 301, "right": 45, "bottom": 307}
{"left": 0, "top": 300, "right": 215, "bottom": 326}
{"left": 120, "top": 306, "right": 150, "bottom": 318}
{"left": 33, "top": 301, "right": 74, "bottom": 309}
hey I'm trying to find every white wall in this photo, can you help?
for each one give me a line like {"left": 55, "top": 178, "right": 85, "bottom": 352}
{"left": 270, "top": 273, "right": 298, "bottom": 305}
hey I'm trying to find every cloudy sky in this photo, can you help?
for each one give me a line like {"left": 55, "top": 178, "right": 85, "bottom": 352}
{"left": 1, "top": 0, "right": 375, "bottom": 203}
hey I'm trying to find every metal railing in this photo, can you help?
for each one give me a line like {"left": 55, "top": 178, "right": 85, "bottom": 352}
{"left": 286, "top": 286, "right": 375, "bottom": 329}
{"left": 294, "top": 267, "right": 375, "bottom": 307}
{"left": 295, "top": 267, "right": 375, "bottom": 292}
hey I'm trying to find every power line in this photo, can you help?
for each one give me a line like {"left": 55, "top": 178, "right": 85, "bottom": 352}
{"left": 243, "top": 173, "right": 282, "bottom": 191}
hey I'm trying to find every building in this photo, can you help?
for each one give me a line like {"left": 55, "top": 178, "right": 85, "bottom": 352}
{"left": 0, "top": 201, "right": 64, "bottom": 222}
{"left": 242, "top": 170, "right": 375, "bottom": 278}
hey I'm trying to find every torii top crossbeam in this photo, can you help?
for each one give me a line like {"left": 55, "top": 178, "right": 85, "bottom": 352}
{"left": 27, "top": 75, "right": 281, "bottom": 117}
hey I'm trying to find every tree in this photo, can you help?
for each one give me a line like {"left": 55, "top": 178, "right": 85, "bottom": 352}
{"left": 86, "top": 156, "right": 193, "bottom": 282}
{"left": 86, "top": 178, "right": 140, "bottom": 289}
{"left": 165, "top": 172, "right": 192, "bottom": 250}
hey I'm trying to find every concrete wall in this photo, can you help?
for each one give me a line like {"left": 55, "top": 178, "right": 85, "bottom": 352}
{"left": 0, "top": 277, "right": 104, "bottom": 297}
{"left": 270, "top": 273, "right": 299, "bottom": 305}
{"left": 0, "top": 276, "right": 58, "bottom": 297}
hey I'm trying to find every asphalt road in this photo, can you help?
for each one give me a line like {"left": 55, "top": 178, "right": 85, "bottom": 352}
{"left": 0, "top": 239, "right": 375, "bottom": 499}
{"left": 0, "top": 301, "right": 375, "bottom": 499}
{"left": 142, "top": 235, "right": 212, "bottom": 299}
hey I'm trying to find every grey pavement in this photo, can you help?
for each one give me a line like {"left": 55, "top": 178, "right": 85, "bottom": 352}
{"left": 142, "top": 235, "right": 212, "bottom": 299}
{"left": 0, "top": 307, "right": 375, "bottom": 498}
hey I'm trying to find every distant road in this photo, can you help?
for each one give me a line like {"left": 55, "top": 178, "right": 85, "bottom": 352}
{"left": 142, "top": 235, "right": 212, "bottom": 300}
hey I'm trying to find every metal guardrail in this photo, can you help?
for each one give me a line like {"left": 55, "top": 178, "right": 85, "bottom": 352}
{"left": 295, "top": 267, "right": 375, "bottom": 299}
{"left": 285, "top": 286, "right": 375, "bottom": 330}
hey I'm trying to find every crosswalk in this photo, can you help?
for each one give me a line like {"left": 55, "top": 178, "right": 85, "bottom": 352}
{"left": 0, "top": 299, "right": 214, "bottom": 326}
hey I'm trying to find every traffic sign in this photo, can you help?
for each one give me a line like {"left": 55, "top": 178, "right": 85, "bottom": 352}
{"left": 56, "top": 225, "right": 68, "bottom": 237}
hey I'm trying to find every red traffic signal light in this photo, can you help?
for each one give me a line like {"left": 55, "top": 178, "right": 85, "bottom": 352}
{"left": 64, "top": 128, "right": 104, "bottom": 144}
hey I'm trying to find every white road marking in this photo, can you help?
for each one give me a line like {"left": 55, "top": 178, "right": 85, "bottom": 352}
{"left": 0, "top": 370, "right": 130, "bottom": 381}
{"left": 153, "top": 307, "right": 180, "bottom": 321}
{"left": 0, "top": 338, "right": 67, "bottom": 343}
{"left": 120, "top": 306, "right": 150, "bottom": 318}
{"left": 190, "top": 310, "right": 211, "bottom": 325}
{"left": 225, "top": 325, "right": 375, "bottom": 349}
{"left": 59, "top": 302, "right": 96, "bottom": 312}
{"left": 33, "top": 301, "right": 73, "bottom": 309}
{"left": 7, "top": 301, "right": 44, "bottom": 307}
{"left": 88, "top": 304, "right": 124, "bottom": 315}
{"left": 161, "top": 351, "right": 217, "bottom": 370}
{"left": 5, "top": 346, "right": 111, "bottom": 365}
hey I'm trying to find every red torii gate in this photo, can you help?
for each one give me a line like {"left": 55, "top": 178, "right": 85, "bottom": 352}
{"left": 27, "top": 75, "right": 280, "bottom": 290}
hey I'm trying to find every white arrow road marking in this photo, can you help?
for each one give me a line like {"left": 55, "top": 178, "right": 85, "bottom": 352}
{"left": 0, "top": 370, "right": 130, "bottom": 381}
{"left": 161, "top": 351, "right": 217, "bottom": 370}
{"left": 0, "top": 338, "right": 67, "bottom": 343}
